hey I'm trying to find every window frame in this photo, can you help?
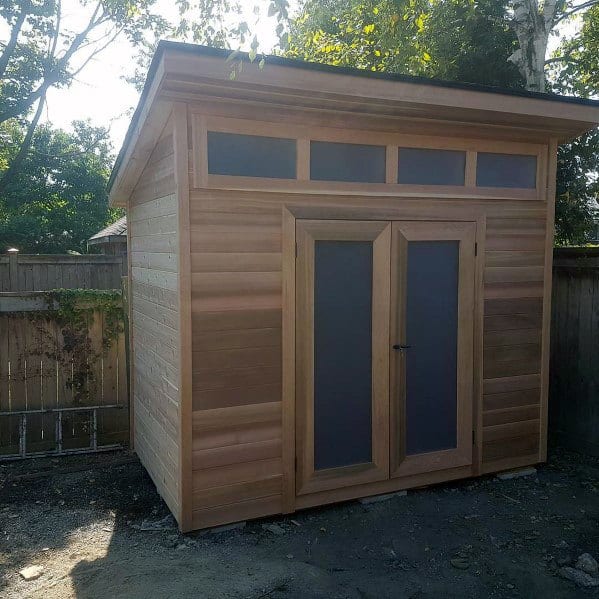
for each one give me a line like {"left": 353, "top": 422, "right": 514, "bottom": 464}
{"left": 193, "top": 114, "right": 546, "bottom": 201}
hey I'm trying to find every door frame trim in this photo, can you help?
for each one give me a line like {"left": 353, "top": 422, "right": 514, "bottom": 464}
{"left": 390, "top": 221, "right": 477, "bottom": 478}
{"left": 295, "top": 219, "right": 391, "bottom": 496}
{"left": 281, "top": 204, "right": 486, "bottom": 513}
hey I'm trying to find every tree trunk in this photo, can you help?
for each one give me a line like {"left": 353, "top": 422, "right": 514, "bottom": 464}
{"left": 508, "top": 0, "right": 560, "bottom": 92}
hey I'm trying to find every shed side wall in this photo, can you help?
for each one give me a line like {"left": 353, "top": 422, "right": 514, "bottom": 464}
{"left": 128, "top": 116, "right": 182, "bottom": 522}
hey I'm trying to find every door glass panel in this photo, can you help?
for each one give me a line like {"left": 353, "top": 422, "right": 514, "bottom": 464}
{"left": 405, "top": 241, "right": 459, "bottom": 455}
{"left": 314, "top": 240, "right": 373, "bottom": 470}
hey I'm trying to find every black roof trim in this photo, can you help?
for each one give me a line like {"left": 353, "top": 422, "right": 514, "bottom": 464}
{"left": 108, "top": 40, "right": 599, "bottom": 193}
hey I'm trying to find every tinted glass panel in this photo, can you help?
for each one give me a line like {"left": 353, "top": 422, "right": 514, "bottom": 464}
{"left": 207, "top": 131, "right": 296, "bottom": 178}
{"left": 405, "top": 241, "right": 458, "bottom": 455}
{"left": 398, "top": 148, "right": 466, "bottom": 186}
{"left": 311, "top": 141, "right": 386, "bottom": 183}
{"left": 476, "top": 152, "right": 537, "bottom": 188}
{"left": 314, "top": 241, "right": 373, "bottom": 470}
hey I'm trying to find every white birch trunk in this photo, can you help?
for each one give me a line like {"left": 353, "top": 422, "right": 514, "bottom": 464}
{"left": 508, "top": 0, "right": 560, "bottom": 92}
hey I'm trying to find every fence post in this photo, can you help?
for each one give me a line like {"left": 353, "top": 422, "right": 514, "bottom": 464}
{"left": 8, "top": 251, "right": 18, "bottom": 292}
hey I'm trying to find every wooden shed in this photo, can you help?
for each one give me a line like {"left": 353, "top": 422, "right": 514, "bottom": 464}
{"left": 108, "top": 41, "right": 599, "bottom": 532}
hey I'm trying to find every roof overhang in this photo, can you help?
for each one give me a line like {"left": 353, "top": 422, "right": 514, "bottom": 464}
{"left": 88, "top": 235, "right": 127, "bottom": 246}
{"left": 108, "top": 41, "right": 599, "bottom": 206}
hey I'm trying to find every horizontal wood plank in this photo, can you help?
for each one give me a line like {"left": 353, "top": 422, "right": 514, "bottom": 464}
{"left": 193, "top": 383, "right": 281, "bottom": 410}
{"left": 193, "top": 438, "right": 282, "bottom": 470}
{"left": 192, "top": 475, "right": 282, "bottom": 510}
{"left": 193, "top": 458, "right": 282, "bottom": 491}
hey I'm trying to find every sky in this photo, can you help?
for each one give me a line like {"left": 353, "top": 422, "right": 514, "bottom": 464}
{"left": 14, "top": 1, "right": 583, "bottom": 157}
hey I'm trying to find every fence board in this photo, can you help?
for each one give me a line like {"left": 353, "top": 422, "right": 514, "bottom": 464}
{"left": 549, "top": 248, "right": 599, "bottom": 456}
{"left": 0, "top": 254, "right": 125, "bottom": 292}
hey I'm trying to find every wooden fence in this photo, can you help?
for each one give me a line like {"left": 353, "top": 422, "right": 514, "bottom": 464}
{"left": 0, "top": 253, "right": 126, "bottom": 292}
{"left": 0, "top": 292, "right": 128, "bottom": 458}
{"left": 549, "top": 248, "right": 599, "bottom": 456}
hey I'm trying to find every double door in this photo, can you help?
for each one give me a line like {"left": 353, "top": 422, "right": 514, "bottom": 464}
{"left": 295, "top": 219, "right": 476, "bottom": 496}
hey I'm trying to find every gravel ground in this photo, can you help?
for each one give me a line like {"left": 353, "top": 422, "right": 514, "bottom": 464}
{"left": 1, "top": 448, "right": 599, "bottom": 598}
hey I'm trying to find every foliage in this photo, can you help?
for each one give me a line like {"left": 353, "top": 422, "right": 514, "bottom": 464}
{"left": 0, "top": 120, "right": 121, "bottom": 253}
{"left": 554, "top": 134, "right": 599, "bottom": 246}
{"left": 286, "top": 0, "right": 423, "bottom": 73}
{"left": 45, "top": 288, "right": 123, "bottom": 404}
{"left": 286, "top": 0, "right": 521, "bottom": 88}
{"left": 44, "top": 288, "right": 124, "bottom": 354}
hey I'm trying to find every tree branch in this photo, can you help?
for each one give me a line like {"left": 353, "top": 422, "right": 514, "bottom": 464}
{"left": 544, "top": 54, "right": 581, "bottom": 64}
{"left": 69, "top": 26, "right": 125, "bottom": 79}
{"left": 0, "top": 1, "right": 31, "bottom": 81}
{"left": 555, "top": 0, "right": 599, "bottom": 26}
{"left": 543, "top": 0, "right": 560, "bottom": 30}
{"left": 0, "top": 90, "right": 48, "bottom": 193}
{"left": 0, "top": 2, "right": 109, "bottom": 125}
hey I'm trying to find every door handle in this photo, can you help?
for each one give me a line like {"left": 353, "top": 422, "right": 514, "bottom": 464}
{"left": 392, "top": 344, "right": 411, "bottom": 351}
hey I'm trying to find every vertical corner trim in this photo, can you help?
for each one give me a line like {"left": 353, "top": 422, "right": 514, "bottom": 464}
{"left": 281, "top": 207, "right": 297, "bottom": 513}
{"left": 173, "top": 102, "right": 193, "bottom": 531}
{"left": 539, "top": 139, "right": 558, "bottom": 463}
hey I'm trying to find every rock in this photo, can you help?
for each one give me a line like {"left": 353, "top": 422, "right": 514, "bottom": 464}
{"left": 262, "top": 523, "right": 286, "bottom": 536}
{"left": 556, "top": 556, "right": 572, "bottom": 567}
{"left": 359, "top": 491, "right": 407, "bottom": 505}
{"left": 576, "top": 553, "right": 598, "bottom": 575}
{"left": 559, "top": 566, "right": 599, "bottom": 588}
{"left": 19, "top": 565, "right": 44, "bottom": 581}
{"left": 133, "top": 514, "right": 176, "bottom": 531}
{"left": 450, "top": 557, "right": 470, "bottom": 570}
{"left": 199, "top": 521, "right": 246, "bottom": 535}
{"left": 497, "top": 467, "right": 537, "bottom": 481}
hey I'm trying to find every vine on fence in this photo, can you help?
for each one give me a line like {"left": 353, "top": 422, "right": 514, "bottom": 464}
{"left": 3, "top": 289, "right": 124, "bottom": 404}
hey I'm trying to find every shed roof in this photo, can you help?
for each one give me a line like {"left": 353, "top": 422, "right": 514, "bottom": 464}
{"left": 88, "top": 216, "right": 127, "bottom": 245}
{"left": 109, "top": 41, "right": 599, "bottom": 205}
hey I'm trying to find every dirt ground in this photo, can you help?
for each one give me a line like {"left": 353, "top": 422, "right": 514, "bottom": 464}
{"left": 1, "top": 448, "right": 598, "bottom": 599}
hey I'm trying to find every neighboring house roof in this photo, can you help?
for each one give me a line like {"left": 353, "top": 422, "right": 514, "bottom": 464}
{"left": 88, "top": 216, "right": 127, "bottom": 245}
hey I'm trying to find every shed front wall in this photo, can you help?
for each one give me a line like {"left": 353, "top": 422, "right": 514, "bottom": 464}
{"left": 179, "top": 102, "right": 554, "bottom": 530}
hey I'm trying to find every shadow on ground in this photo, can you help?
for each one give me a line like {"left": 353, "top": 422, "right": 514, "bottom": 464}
{"left": 1, "top": 448, "right": 599, "bottom": 598}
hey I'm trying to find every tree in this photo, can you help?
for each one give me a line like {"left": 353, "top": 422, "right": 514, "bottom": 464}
{"left": 0, "top": 120, "right": 120, "bottom": 253}
{"left": 554, "top": 132, "right": 598, "bottom": 245}
{"left": 0, "top": 0, "right": 170, "bottom": 192}
{"left": 550, "top": 3, "right": 599, "bottom": 96}
{"left": 507, "top": 0, "right": 599, "bottom": 92}
{"left": 550, "top": 5, "right": 599, "bottom": 244}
